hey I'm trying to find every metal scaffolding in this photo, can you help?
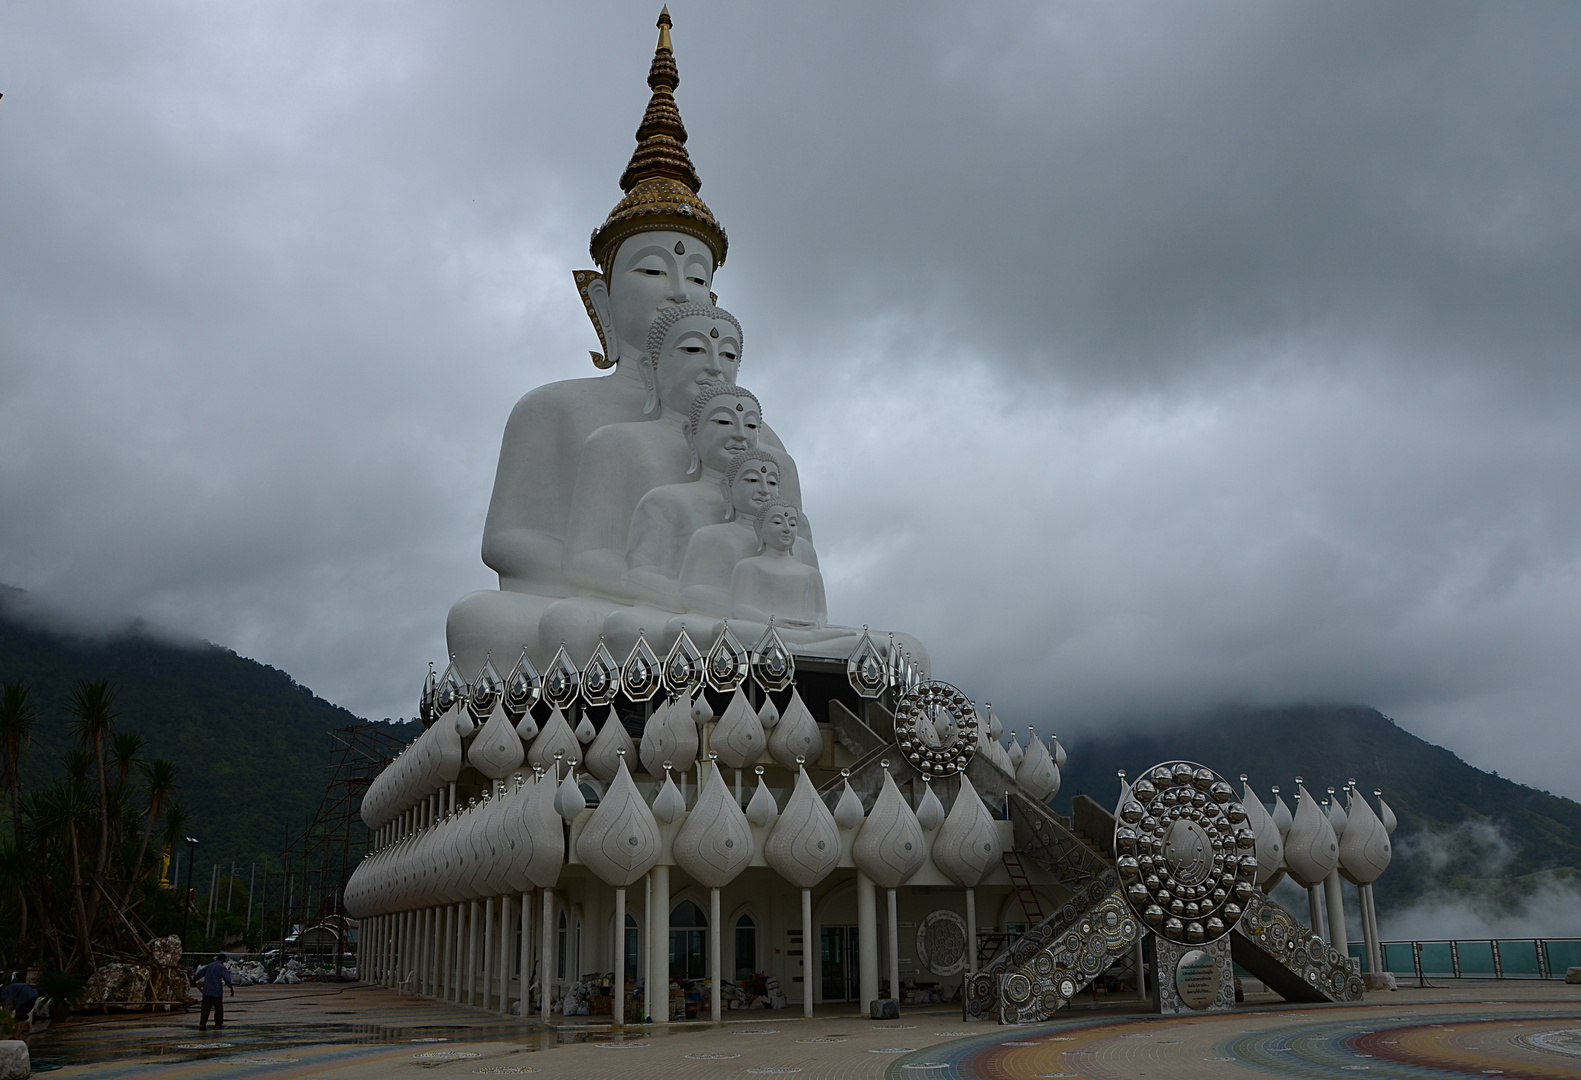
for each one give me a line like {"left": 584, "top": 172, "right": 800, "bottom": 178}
{"left": 264, "top": 722, "right": 405, "bottom": 973}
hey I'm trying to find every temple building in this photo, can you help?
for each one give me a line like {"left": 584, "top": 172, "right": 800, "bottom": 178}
{"left": 344, "top": 10, "right": 1388, "bottom": 1025}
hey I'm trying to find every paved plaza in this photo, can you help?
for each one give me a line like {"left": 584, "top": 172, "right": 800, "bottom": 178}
{"left": 23, "top": 980, "right": 1581, "bottom": 1079}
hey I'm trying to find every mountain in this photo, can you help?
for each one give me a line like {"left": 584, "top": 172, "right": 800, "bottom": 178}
{"left": 1051, "top": 704, "right": 1581, "bottom": 910}
{"left": 0, "top": 590, "right": 413, "bottom": 878}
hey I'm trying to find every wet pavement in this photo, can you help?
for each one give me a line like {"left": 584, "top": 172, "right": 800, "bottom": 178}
{"left": 24, "top": 979, "right": 1581, "bottom": 1078}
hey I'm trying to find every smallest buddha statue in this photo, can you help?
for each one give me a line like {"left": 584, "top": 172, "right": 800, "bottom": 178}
{"left": 730, "top": 500, "right": 827, "bottom": 628}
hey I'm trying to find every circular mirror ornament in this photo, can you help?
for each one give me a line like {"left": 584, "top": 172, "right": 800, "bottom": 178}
{"left": 1114, "top": 759, "right": 1256, "bottom": 946}
{"left": 915, "top": 909, "right": 969, "bottom": 976}
{"left": 893, "top": 681, "right": 979, "bottom": 777}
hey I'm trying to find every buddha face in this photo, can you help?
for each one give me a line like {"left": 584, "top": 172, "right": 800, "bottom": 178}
{"left": 652, "top": 315, "right": 741, "bottom": 411}
{"left": 608, "top": 230, "right": 715, "bottom": 360}
{"left": 757, "top": 506, "right": 799, "bottom": 554}
{"left": 730, "top": 460, "right": 781, "bottom": 518}
{"left": 694, "top": 393, "right": 760, "bottom": 474}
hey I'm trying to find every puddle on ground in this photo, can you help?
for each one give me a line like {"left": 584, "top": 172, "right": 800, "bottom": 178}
{"left": 29, "top": 1016, "right": 698, "bottom": 1067}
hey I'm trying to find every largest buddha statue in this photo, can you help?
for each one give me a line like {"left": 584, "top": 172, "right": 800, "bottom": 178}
{"left": 447, "top": 10, "right": 927, "bottom": 680}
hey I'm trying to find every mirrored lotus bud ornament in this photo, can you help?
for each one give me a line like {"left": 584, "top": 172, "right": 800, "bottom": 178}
{"left": 502, "top": 647, "right": 541, "bottom": 719}
{"left": 1114, "top": 759, "right": 1256, "bottom": 946}
{"left": 749, "top": 623, "right": 795, "bottom": 691}
{"left": 893, "top": 681, "right": 978, "bottom": 778}
{"left": 621, "top": 632, "right": 662, "bottom": 702}
{"left": 437, "top": 658, "right": 465, "bottom": 715}
{"left": 664, "top": 627, "right": 704, "bottom": 695}
{"left": 582, "top": 639, "right": 620, "bottom": 707}
{"left": 542, "top": 644, "right": 581, "bottom": 711}
{"left": 420, "top": 663, "right": 437, "bottom": 728}
{"left": 846, "top": 628, "right": 886, "bottom": 698}
{"left": 705, "top": 623, "right": 749, "bottom": 692}
{"left": 469, "top": 657, "right": 503, "bottom": 720}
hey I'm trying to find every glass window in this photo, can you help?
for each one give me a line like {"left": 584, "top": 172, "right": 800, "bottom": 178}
{"left": 734, "top": 914, "right": 757, "bottom": 980}
{"left": 670, "top": 900, "right": 708, "bottom": 980}
{"left": 625, "top": 912, "right": 640, "bottom": 975}
{"left": 557, "top": 911, "right": 567, "bottom": 979}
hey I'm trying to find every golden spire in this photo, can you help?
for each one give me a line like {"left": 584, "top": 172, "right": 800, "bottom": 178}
{"left": 590, "top": 8, "right": 727, "bottom": 273}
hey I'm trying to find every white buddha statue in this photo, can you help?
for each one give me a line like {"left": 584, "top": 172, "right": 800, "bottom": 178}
{"left": 561, "top": 309, "right": 746, "bottom": 601}
{"left": 624, "top": 381, "right": 764, "bottom": 603}
{"left": 730, "top": 501, "right": 828, "bottom": 628}
{"left": 444, "top": 12, "right": 798, "bottom": 675}
{"left": 677, "top": 449, "right": 783, "bottom": 617}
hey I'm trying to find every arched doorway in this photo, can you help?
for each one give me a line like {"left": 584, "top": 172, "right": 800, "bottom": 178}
{"left": 670, "top": 899, "right": 708, "bottom": 980}
{"left": 732, "top": 911, "right": 759, "bottom": 980}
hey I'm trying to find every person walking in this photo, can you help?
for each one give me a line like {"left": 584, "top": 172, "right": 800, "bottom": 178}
{"left": 193, "top": 954, "right": 234, "bottom": 1031}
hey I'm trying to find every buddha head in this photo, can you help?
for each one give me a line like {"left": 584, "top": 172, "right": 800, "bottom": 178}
{"left": 578, "top": 11, "right": 727, "bottom": 370}
{"left": 753, "top": 500, "right": 801, "bottom": 555}
{"left": 686, "top": 381, "right": 761, "bottom": 476}
{"left": 722, "top": 449, "right": 781, "bottom": 521}
{"left": 643, "top": 302, "right": 743, "bottom": 415}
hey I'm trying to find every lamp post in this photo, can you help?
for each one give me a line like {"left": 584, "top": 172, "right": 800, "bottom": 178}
{"left": 179, "top": 836, "right": 200, "bottom": 954}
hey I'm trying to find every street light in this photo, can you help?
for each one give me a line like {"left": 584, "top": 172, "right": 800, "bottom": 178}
{"left": 179, "top": 836, "right": 200, "bottom": 954}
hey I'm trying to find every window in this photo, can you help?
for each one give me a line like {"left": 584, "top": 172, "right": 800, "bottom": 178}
{"left": 624, "top": 912, "right": 640, "bottom": 975}
{"left": 670, "top": 899, "right": 708, "bottom": 981}
{"left": 557, "top": 911, "right": 568, "bottom": 980}
{"left": 734, "top": 914, "right": 758, "bottom": 981}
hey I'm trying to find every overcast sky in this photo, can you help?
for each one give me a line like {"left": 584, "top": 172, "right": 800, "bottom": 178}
{"left": 3, "top": 2, "right": 1579, "bottom": 799}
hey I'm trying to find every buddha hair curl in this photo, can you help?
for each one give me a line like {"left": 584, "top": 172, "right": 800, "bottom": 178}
{"left": 722, "top": 449, "right": 782, "bottom": 520}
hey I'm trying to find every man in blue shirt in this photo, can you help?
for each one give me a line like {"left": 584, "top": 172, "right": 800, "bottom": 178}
{"left": 1, "top": 971, "right": 38, "bottom": 1031}
{"left": 193, "top": 954, "right": 234, "bottom": 1031}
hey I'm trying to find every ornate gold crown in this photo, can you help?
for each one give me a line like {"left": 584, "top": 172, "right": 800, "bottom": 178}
{"left": 589, "top": 8, "right": 728, "bottom": 274}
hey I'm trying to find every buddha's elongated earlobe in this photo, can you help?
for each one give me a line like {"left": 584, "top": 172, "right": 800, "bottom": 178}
{"left": 640, "top": 357, "right": 659, "bottom": 415}
{"left": 721, "top": 477, "right": 735, "bottom": 520}
{"left": 686, "top": 430, "right": 700, "bottom": 476}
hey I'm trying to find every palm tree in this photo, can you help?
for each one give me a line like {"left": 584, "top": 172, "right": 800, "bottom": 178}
{"left": 0, "top": 681, "right": 34, "bottom": 851}
{"left": 110, "top": 732, "right": 145, "bottom": 793}
{"left": 123, "top": 759, "right": 177, "bottom": 909}
{"left": 68, "top": 679, "right": 118, "bottom": 934}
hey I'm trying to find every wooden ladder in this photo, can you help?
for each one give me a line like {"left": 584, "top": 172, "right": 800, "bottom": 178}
{"left": 1002, "top": 849, "right": 1044, "bottom": 924}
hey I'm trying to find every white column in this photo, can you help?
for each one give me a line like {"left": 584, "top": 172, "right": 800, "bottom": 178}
{"left": 483, "top": 896, "right": 496, "bottom": 1011}
{"left": 887, "top": 888, "right": 900, "bottom": 1009}
{"left": 965, "top": 888, "right": 977, "bottom": 975}
{"left": 499, "top": 894, "right": 514, "bottom": 1014}
{"left": 528, "top": 891, "right": 540, "bottom": 1018}
{"left": 649, "top": 865, "right": 670, "bottom": 1023}
{"left": 614, "top": 887, "right": 627, "bottom": 1026}
{"left": 1307, "top": 885, "right": 1326, "bottom": 942}
{"left": 710, "top": 887, "right": 722, "bottom": 1022}
{"left": 467, "top": 899, "right": 480, "bottom": 1006}
{"left": 802, "top": 888, "right": 814, "bottom": 1019}
{"left": 540, "top": 887, "right": 555, "bottom": 1022}
{"left": 857, "top": 872, "right": 878, "bottom": 1011}
{"left": 1324, "top": 868, "right": 1348, "bottom": 952}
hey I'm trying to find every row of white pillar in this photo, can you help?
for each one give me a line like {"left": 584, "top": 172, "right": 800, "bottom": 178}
{"left": 366, "top": 787, "right": 1018, "bottom": 1020}
{"left": 1307, "top": 872, "right": 1383, "bottom": 973}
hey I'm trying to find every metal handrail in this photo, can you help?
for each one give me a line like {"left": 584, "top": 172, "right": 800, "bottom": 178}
{"left": 1347, "top": 937, "right": 1580, "bottom": 980}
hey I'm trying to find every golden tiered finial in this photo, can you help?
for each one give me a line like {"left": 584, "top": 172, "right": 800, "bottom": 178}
{"left": 656, "top": 7, "right": 673, "bottom": 55}
{"left": 588, "top": 8, "right": 727, "bottom": 276}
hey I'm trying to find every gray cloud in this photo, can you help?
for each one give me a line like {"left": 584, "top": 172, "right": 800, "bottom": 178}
{"left": 2, "top": 2, "right": 1579, "bottom": 798}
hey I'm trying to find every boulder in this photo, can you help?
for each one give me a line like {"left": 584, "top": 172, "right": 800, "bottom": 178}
{"left": 869, "top": 998, "right": 899, "bottom": 1020}
{"left": 1566, "top": 966, "right": 1581, "bottom": 985}
{"left": 0, "top": 1039, "right": 28, "bottom": 1080}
